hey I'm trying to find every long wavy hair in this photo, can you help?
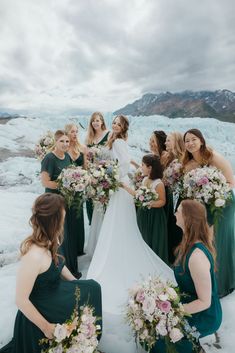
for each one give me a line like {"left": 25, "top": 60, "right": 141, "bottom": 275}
{"left": 107, "top": 115, "right": 129, "bottom": 149}
{"left": 152, "top": 130, "right": 167, "bottom": 156}
{"left": 20, "top": 193, "right": 66, "bottom": 265}
{"left": 86, "top": 112, "right": 107, "bottom": 145}
{"left": 174, "top": 199, "right": 216, "bottom": 271}
{"left": 64, "top": 124, "right": 83, "bottom": 153}
{"left": 142, "top": 154, "right": 163, "bottom": 180}
{"left": 182, "top": 129, "right": 213, "bottom": 167}
{"left": 163, "top": 131, "right": 185, "bottom": 168}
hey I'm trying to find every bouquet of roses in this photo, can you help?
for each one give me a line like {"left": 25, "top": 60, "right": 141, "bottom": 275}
{"left": 163, "top": 159, "right": 183, "bottom": 193}
{"left": 57, "top": 165, "right": 90, "bottom": 210}
{"left": 35, "top": 131, "right": 55, "bottom": 161}
{"left": 129, "top": 168, "right": 145, "bottom": 189}
{"left": 126, "top": 276, "right": 199, "bottom": 353}
{"left": 87, "top": 159, "right": 120, "bottom": 210}
{"left": 39, "top": 287, "right": 101, "bottom": 353}
{"left": 134, "top": 186, "right": 158, "bottom": 209}
{"left": 87, "top": 146, "right": 111, "bottom": 165}
{"left": 181, "top": 166, "right": 231, "bottom": 222}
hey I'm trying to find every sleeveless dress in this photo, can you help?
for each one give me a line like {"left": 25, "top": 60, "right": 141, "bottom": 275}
{"left": 41, "top": 152, "right": 80, "bottom": 275}
{"left": 0, "top": 259, "right": 102, "bottom": 353}
{"left": 137, "top": 177, "right": 168, "bottom": 264}
{"left": 87, "top": 139, "right": 175, "bottom": 353}
{"left": 86, "top": 131, "right": 110, "bottom": 224}
{"left": 151, "top": 243, "right": 222, "bottom": 353}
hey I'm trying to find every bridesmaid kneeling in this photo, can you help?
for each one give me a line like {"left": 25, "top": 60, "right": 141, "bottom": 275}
{"left": 0, "top": 193, "right": 102, "bottom": 353}
{"left": 151, "top": 200, "right": 222, "bottom": 353}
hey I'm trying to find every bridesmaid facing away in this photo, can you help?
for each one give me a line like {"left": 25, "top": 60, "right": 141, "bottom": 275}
{"left": 40, "top": 130, "right": 81, "bottom": 278}
{"left": 163, "top": 131, "right": 185, "bottom": 263}
{"left": 152, "top": 200, "right": 222, "bottom": 353}
{"left": 123, "top": 154, "right": 168, "bottom": 264}
{"left": 64, "top": 123, "right": 87, "bottom": 257}
{"left": 85, "top": 112, "right": 110, "bottom": 225}
{"left": 0, "top": 193, "right": 102, "bottom": 353}
{"left": 149, "top": 130, "right": 167, "bottom": 165}
{"left": 182, "top": 128, "right": 235, "bottom": 297}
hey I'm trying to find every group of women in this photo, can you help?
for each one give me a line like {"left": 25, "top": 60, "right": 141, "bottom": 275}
{"left": 0, "top": 112, "right": 234, "bottom": 353}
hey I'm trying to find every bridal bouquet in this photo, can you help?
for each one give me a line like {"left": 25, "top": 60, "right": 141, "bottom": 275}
{"left": 163, "top": 159, "right": 183, "bottom": 193}
{"left": 134, "top": 186, "right": 158, "bottom": 209}
{"left": 126, "top": 276, "right": 199, "bottom": 353}
{"left": 34, "top": 131, "right": 55, "bottom": 161}
{"left": 87, "top": 159, "right": 120, "bottom": 209}
{"left": 57, "top": 165, "right": 90, "bottom": 209}
{"left": 39, "top": 287, "right": 101, "bottom": 353}
{"left": 181, "top": 166, "right": 231, "bottom": 222}
{"left": 87, "top": 146, "right": 110, "bottom": 164}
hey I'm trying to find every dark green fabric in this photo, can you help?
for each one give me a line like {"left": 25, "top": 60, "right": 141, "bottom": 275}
{"left": 137, "top": 206, "right": 169, "bottom": 264}
{"left": 0, "top": 260, "right": 102, "bottom": 353}
{"left": 40, "top": 152, "right": 71, "bottom": 193}
{"left": 60, "top": 152, "right": 85, "bottom": 274}
{"left": 164, "top": 188, "right": 182, "bottom": 264}
{"left": 86, "top": 131, "right": 110, "bottom": 225}
{"left": 214, "top": 192, "right": 235, "bottom": 297}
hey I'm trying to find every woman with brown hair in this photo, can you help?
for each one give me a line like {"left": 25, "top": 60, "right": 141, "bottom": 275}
{"left": 0, "top": 193, "right": 102, "bottom": 353}
{"left": 149, "top": 130, "right": 167, "bottom": 164}
{"left": 85, "top": 112, "right": 110, "bottom": 225}
{"left": 87, "top": 115, "right": 174, "bottom": 351}
{"left": 182, "top": 128, "right": 235, "bottom": 297}
{"left": 152, "top": 199, "right": 222, "bottom": 353}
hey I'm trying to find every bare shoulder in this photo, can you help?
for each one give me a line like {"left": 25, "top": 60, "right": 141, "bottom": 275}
{"left": 211, "top": 150, "right": 227, "bottom": 164}
{"left": 189, "top": 248, "right": 210, "bottom": 269}
{"left": 21, "top": 245, "right": 46, "bottom": 264}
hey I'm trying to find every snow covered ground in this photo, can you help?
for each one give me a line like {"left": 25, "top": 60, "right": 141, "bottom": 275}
{"left": 0, "top": 115, "right": 235, "bottom": 351}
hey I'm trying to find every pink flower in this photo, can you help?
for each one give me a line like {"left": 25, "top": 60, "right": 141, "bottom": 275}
{"left": 158, "top": 300, "right": 171, "bottom": 313}
{"left": 136, "top": 289, "right": 145, "bottom": 303}
{"left": 139, "top": 195, "right": 144, "bottom": 202}
{"left": 197, "top": 176, "right": 209, "bottom": 186}
{"left": 169, "top": 327, "right": 184, "bottom": 343}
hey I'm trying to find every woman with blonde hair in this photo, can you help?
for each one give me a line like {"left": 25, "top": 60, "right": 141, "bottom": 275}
{"left": 85, "top": 112, "right": 110, "bottom": 225}
{"left": 152, "top": 199, "right": 222, "bottom": 353}
{"left": 163, "top": 131, "right": 185, "bottom": 263}
{"left": 182, "top": 128, "right": 235, "bottom": 297}
{"left": 0, "top": 193, "right": 102, "bottom": 353}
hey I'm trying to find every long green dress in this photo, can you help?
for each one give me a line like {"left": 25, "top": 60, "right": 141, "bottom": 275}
{"left": 150, "top": 243, "right": 222, "bottom": 353}
{"left": 86, "top": 131, "right": 110, "bottom": 224}
{"left": 213, "top": 192, "right": 235, "bottom": 297}
{"left": 41, "top": 152, "right": 80, "bottom": 275}
{"left": 0, "top": 259, "right": 102, "bottom": 353}
{"left": 137, "top": 178, "right": 168, "bottom": 264}
{"left": 164, "top": 187, "right": 182, "bottom": 264}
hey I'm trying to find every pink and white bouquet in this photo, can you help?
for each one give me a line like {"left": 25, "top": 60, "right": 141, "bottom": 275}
{"left": 129, "top": 168, "right": 145, "bottom": 189}
{"left": 39, "top": 287, "right": 101, "bottom": 353}
{"left": 87, "top": 159, "right": 120, "bottom": 209}
{"left": 87, "top": 146, "right": 111, "bottom": 164}
{"left": 163, "top": 159, "right": 183, "bottom": 193}
{"left": 35, "top": 131, "right": 55, "bottom": 161}
{"left": 126, "top": 276, "right": 199, "bottom": 353}
{"left": 181, "top": 166, "right": 231, "bottom": 221}
{"left": 57, "top": 165, "right": 90, "bottom": 209}
{"left": 134, "top": 186, "right": 158, "bottom": 209}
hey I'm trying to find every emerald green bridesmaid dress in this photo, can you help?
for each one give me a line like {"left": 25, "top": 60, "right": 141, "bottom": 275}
{"left": 150, "top": 243, "right": 222, "bottom": 353}
{"left": 86, "top": 131, "right": 110, "bottom": 224}
{"left": 137, "top": 178, "right": 168, "bottom": 264}
{"left": 0, "top": 259, "right": 102, "bottom": 353}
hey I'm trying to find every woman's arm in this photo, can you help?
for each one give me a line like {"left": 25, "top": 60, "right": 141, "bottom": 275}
{"left": 148, "top": 182, "right": 166, "bottom": 208}
{"left": 130, "top": 160, "right": 140, "bottom": 169}
{"left": 16, "top": 250, "right": 55, "bottom": 338}
{"left": 121, "top": 183, "right": 136, "bottom": 196}
{"left": 41, "top": 171, "right": 58, "bottom": 190}
{"left": 183, "top": 248, "right": 212, "bottom": 314}
{"left": 61, "top": 265, "right": 77, "bottom": 281}
{"left": 212, "top": 152, "right": 235, "bottom": 188}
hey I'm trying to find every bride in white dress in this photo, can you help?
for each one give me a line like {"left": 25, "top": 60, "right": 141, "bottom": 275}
{"left": 86, "top": 115, "right": 175, "bottom": 353}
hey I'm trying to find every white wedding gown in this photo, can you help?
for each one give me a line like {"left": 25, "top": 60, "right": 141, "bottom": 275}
{"left": 86, "top": 139, "right": 175, "bottom": 353}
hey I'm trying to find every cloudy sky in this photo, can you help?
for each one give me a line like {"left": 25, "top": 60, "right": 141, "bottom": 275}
{"left": 0, "top": 0, "right": 235, "bottom": 115}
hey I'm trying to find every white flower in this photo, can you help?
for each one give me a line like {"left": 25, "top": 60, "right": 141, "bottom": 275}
{"left": 166, "top": 287, "right": 178, "bottom": 300}
{"left": 54, "top": 324, "right": 69, "bottom": 342}
{"left": 158, "top": 293, "right": 169, "bottom": 301}
{"left": 142, "top": 297, "right": 156, "bottom": 315}
{"left": 169, "top": 327, "right": 184, "bottom": 343}
{"left": 215, "top": 198, "right": 225, "bottom": 207}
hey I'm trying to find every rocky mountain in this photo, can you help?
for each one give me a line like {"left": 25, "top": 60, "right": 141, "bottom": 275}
{"left": 114, "top": 90, "right": 235, "bottom": 123}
